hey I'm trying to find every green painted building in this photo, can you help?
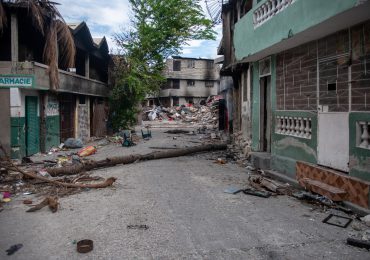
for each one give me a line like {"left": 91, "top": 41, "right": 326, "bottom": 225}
{"left": 0, "top": 4, "right": 110, "bottom": 159}
{"left": 220, "top": 0, "right": 370, "bottom": 208}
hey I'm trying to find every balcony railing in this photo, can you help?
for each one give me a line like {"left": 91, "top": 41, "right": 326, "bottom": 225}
{"left": 253, "top": 0, "right": 294, "bottom": 28}
{"left": 357, "top": 121, "right": 370, "bottom": 150}
{"left": 275, "top": 115, "right": 312, "bottom": 139}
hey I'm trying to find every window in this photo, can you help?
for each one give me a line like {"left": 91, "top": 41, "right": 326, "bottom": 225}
{"left": 79, "top": 96, "right": 86, "bottom": 104}
{"left": 187, "top": 60, "right": 195, "bottom": 68}
{"left": 173, "top": 60, "right": 181, "bottom": 71}
{"left": 187, "top": 80, "right": 195, "bottom": 87}
{"left": 205, "top": 81, "right": 214, "bottom": 88}
{"left": 173, "top": 97, "right": 179, "bottom": 106}
{"left": 172, "top": 79, "right": 180, "bottom": 89}
{"left": 185, "top": 97, "right": 194, "bottom": 104}
{"left": 207, "top": 60, "right": 214, "bottom": 69}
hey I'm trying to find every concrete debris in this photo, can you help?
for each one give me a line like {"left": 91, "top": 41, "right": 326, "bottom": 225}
{"left": 64, "top": 138, "right": 84, "bottom": 148}
{"left": 127, "top": 224, "right": 149, "bottom": 230}
{"left": 143, "top": 96, "right": 220, "bottom": 128}
{"left": 360, "top": 215, "right": 370, "bottom": 227}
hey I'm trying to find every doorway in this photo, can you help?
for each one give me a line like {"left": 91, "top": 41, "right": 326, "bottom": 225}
{"left": 25, "top": 96, "right": 39, "bottom": 156}
{"left": 260, "top": 76, "right": 271, "bottom": 152}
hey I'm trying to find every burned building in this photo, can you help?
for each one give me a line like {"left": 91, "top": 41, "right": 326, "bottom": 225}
{"left": 146, "top": 56, "right": 220, "bottom": 107}
{"left": 0, "top": 1, "right": 110, "bottom": 158}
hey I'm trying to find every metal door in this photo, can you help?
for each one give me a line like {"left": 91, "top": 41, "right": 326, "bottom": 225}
{"left": 25, "top": 96, "right": 39, "bottom": 156}
{"left": 317, "top": 112, "right": 349, "bottom": 172}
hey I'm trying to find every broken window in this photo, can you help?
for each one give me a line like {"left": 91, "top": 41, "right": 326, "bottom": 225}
{"left": 187, "top": 80, "right": 195, "bottom": 87}
{"left": 173, "top": 97, "right": 179, "bottom": 106}
{"left": 187, "top": 60, "right": 195, "bottom": 68}
{"left": 205, "top": 81, "right": 214, "bottom": 88}
{"left": 173, "top": 60, "right": 181, "bottom": 71}
{"left": 172, "top": 79, "right": 180, "bottom": 89}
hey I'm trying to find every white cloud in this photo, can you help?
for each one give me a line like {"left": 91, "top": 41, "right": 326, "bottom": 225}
{"left": 56, "top": 0, "right": 223, "bottom": 57}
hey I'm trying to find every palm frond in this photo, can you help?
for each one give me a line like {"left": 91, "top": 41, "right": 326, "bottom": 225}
{"left": 43, "top": 19, "right": 59, "bottom": 91}
{"left": 0, "top": 1, "right": 7, "bottom": 34}
{"left": 56, "top": 20, "right": 75, "bottom": 69}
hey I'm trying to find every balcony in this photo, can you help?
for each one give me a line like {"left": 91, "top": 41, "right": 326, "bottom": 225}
{"left": 234, "top": 0, "right": 369, "bottom": 62}
{"left": 253, "top": 0, "right": 295, "bottom": 28}
{"left": 0, "top": 61, "right": 108, "bottom": 97}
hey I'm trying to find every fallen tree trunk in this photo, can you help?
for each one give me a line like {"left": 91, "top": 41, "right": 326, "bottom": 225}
{"left": 47, "top": 143, "right": 227, "bottom": 177}
{"left": 0, "top": 143, "right": 116, "bottom": 189}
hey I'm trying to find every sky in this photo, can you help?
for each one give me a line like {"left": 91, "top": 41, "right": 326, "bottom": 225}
{"left": 56, "top": 0, "right": 222, "bottom": 59}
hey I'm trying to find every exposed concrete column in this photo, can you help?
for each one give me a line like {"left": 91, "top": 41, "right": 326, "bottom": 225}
{"left": 11, "top": 14, "right": 19, "bottom": 64}
{"left": 85, "top": 53, "right": 90, "bottom": 78}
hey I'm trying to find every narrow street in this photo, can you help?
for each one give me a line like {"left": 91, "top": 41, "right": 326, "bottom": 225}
{"left": 0, "top": 128, "right": 369, "bottom": 259}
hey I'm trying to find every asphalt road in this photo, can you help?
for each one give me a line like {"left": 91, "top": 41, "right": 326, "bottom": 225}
{"left": 0, "top": 128, "right": 369, "bottom": 259}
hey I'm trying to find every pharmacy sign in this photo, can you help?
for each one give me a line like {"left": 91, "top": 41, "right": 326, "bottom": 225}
{"left": 0, "top": 75, "right": 34, "bottom": 88}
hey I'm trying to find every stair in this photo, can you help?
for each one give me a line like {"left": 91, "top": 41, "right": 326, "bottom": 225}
{"left": 300, "top": 178, "right": 347, "bottom": 202}
{"left": 296, "top": 161, "right": 370, "bottom": 208}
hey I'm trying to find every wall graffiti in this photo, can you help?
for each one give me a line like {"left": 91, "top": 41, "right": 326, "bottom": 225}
{"left": 46, "top": 95, "right": 59, "bottom": 116}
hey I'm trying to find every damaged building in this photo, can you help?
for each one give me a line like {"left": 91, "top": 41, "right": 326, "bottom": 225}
{"left": 220, "top": 0, "right": 370, "bottom": 209}
{"left": 146, "top": 56, "right": 220, "bottom": 107}
{"left": 0, "top": 1, "right": 110, "bottom": 159}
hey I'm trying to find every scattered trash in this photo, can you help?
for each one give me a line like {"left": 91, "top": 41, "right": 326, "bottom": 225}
{"left": 243, "top": 188, "right": 272, "bottom": 198}
{"left": 361, "top": 215, "right": 370, "bottom": 227}
{"left": 23, "top": 192, "right": 33, "bottom": 195}
{"left": 127, "top": 224, "right": 149, "bottom": 230}
{"left": 97, "top": 139, "right": 109, "bottom": 146}
{"left": 173, "top": 137, "right": 177, "bottom": 140}
{"left": 141, "top": 129, "right": 152, "bottom": 140}
{"left": 77, "top": 239, "right": 94, "bottom": 253}
{"left": 249, "top": 175, "right": 291, "bottom": 195}
{"left": 292, "top": 191, "right": 333, "bottom": 206}
{"left": 38, "top": 169, "right": 50, "bottom": 177}
{"left": 64, "top": 138, "right": 83, "bottom": 148}
{"left": 23, "top": 200, "right": 33, "bottom": 204}
{"left": 122, "top": 133, "right": 135, "bottom": 147}
{"left": 26, "top": 197, "right": 58, "bottom": 213}
{"left": 347, "top": 237, "right": 370, "bottom": 250}
{"left": 78, "top": 146, "right": 97, "bottom": 157}
{"left": 6, "top": 244, "right": 23, "bottom": 255}
{"left": 322, "top": 214, "right": 352, "bottom": 228}
{"left": 58, "top": 143, "right": 65, "bottom": 149}
{"left": 2, "top": 198, "right": 11, "bottom": 203}
{"left": 215, "top": 158, "right": 226, "bottom": 164}
{"left": 224, "top": 187, "right": 244, "bottom": 194}
{"left": 2, "top": 191, "right": 11, "bottom": 199}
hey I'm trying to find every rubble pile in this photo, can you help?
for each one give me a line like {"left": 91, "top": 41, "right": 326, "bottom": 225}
{"left": 143, "top": 96, "right": 220, "bottom": 127}
{"left": 231, "top": 131, "right": 252, "bottom": 158}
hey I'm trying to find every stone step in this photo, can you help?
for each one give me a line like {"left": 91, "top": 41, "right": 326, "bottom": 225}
{"left": 300, "top": 178, "right": 347, "bottom": 202}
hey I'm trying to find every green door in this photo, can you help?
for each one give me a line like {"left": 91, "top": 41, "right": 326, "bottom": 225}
{"left": 25, "top": 96, "right": 39, "bottom": 156}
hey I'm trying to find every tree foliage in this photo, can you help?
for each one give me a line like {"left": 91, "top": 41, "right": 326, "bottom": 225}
{"left": 111, "top": 0, "right": 216, "bottom": 130}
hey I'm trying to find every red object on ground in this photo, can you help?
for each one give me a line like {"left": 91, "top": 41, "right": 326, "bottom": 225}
{"left": 78, "top": 146, "right": 97, "bottom": 157}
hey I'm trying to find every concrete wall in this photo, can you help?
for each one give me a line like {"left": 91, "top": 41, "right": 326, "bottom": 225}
{"left": 159, "top": 79, "right": 218, "bottom": 98}
{"left": 0, "top": 61, "right": 109, "bottom": 96}
{"left": 165, "top": 59, "right": 220, "bottom": 81}
{"left": 0, "top": 89, "right": 11, "bottom": 156}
